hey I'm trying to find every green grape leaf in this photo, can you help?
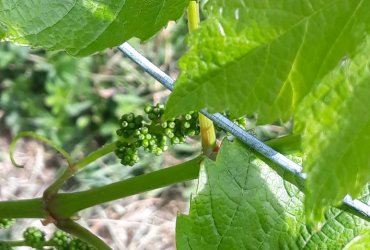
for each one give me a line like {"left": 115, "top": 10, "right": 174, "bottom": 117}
{"left": 166, "top": 0, "right": 370, "bottom": 224}
{"left": 344, "top": 229, "right": 370, "bottom": 250}
{"left": 0, "top": 21, "right": 7, "bottom": 40}
{"left": 0, "top": 0, "right": 188, "bottom": 56}
{"left": 295, "top": 38, "right": 370, "bottom": 222}
{"left": 165, "top": 0, "right": 370, "bottom": 123}
{"left": 176, "top": 140, "right": 370, "bottom": 249}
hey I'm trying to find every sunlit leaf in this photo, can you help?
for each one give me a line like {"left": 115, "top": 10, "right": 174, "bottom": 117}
{"left": 0, "top": 0, "right": 188, "bottom": 56}
{"left": 296, "top": 38, "right": 370, "bottom": 222}
{"left": 177, "top": 141, "right": 370, "bottom": 249}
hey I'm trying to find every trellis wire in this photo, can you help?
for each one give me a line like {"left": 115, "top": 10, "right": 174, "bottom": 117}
{"left": 118, "top": 42, "right": 370, "bottom": 221}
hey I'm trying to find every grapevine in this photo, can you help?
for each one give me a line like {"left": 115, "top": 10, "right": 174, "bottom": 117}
{"left": 0, "top": 0, "right": 369, "bottom": 249}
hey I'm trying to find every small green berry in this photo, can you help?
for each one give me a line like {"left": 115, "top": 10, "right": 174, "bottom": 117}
{"left": 171, "top": 137, "right": 180, "bottom": 145}
{"left": 126, "top": 147, "right": 134, "bottom": 154}
{"left": 152, "top": 107, "right": 158, "bottom": 113}
{"left": 141, "top": 127, "right": 149, "bottom": 134}
{"left": 183, "top": 122, "right": 191, "bottom": 129}
{"left": 155, "top": 148, "right": 163, "bottom": 156}
{"left": 126, "top": 113, "right": 135, "bottom": 122}
{"left": 142, "top": 139, "right": 149, "bottom": 148}
{"left": 187, "top": 129, "right": 196, "bottom": 136}
{"left": 149, "top": 145, "right": 158, "bottom": 153}
{"left": 156, "top": 103, "right": 165, "bottom": 110}
{"left": 124, "top": 155, "right": 131, "bottom": 162}
{"left": 144, "top": 105, "right": 153, "bottom": 114}
{"left": 168, "top": 122, "right": 176, "bottom": 129}
{"left": 121, "top": 121, "right": 129, "bottom": 128}
{"left": 131, "top": 154, "right": 139, "bottom": 162}
{"left": 149, "top": 139, "right": 156, "bottom": 146}
{"left": 164, "top": 128, "right": 172, "bottom": 136}
{"left": 134, "top": 129, "right": 141, "bottom": 136}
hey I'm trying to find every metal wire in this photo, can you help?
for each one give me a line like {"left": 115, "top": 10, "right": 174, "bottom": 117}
{"left": 118, "top": 42, "right": 370, "bottom": 221}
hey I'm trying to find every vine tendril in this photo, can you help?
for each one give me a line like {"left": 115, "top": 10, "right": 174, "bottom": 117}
{"left": 9, "top": 131, "right": 73, "bottom": 168}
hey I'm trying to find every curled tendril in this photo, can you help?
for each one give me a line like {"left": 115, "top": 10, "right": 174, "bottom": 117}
{"left": 9, "top": 131, "right": 73, "bottom": 168}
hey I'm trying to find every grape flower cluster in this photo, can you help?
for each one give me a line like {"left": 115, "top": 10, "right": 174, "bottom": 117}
{"left": 115, "top": 104, "right": 200, "bottom": 166}
{"left": 19, "top": 227, "right": 96, "bottom": 250}
{"left": 51, "top": 230, "right": 72, "bottom": 250}
{"left": 51, "top": 230, "right": 95, "bottom": 250}
{"left": 23, "top": 227, "right": 46, "bottom": 248}
{"left": 214, "top": 114, "right": 248, "bottom": 133}
{"left": 0, "top": 218, "right": 15, "bottom": 229}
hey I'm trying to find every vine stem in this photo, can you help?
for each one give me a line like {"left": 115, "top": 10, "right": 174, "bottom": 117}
{"left": 49, "top": 156, "right": 203, "bottom": 218}
{"left": 3, "top": 240, "right": 56, "bottom": 248}
{"left": 9, "top": 131, "right": 116, "bottom": 199}
{"left": 0, "top": 198, "right": 46, "bottom": 218}
{"left": 43, "top": 142, "right": 116, "bottom": 199}
{"left": 56, "top": 219, "right": 111, "bottom": 250}
{"left": 74, "top": 142, "right": 117, "bottom": 170}
{"left": 188, "top": 0, "right": 216, "bottom": 156}
{"left": 0, "top": 157, "right": 203, "bottom": 220}
{"left": 1, "top": 241, "right": 28, "bottom": 247}
{"left": 9, "top": 131, "right": 73, "bottom": 168}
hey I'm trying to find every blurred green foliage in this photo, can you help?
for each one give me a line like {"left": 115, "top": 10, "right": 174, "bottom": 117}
{"left": 0, "top": 42, "right": 157, "bottom": 154}
{"left": 0, "top": 13, "right": 190, "bottom": 154}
